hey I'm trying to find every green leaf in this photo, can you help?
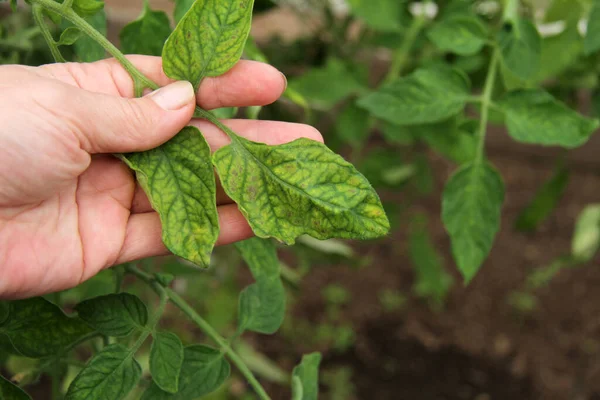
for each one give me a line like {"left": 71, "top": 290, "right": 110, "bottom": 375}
{"left": 515, "top": 166, "right": 570, "bottom": 232}
{"left": 411, "top": 119, "right": 477, "bottom": 164}
{"left": 0, "top": 374, "right": 31, "bottom": 400}
{"left": 122, "top": 126, "right": 219, "bottom": 267}
{"left": 571, "top": 204, "right": 600, "bottom": 262}
{"left": 442, "top": 162, "right": 505, "bottom": 283}
{"left": 72, "top": 10, "right": 106, "bottom": 62}
{"left": 335, "top": 101, "right": 371, "bottom": 147}
{"left": 497, "top": 18, "right": 541, "bottom": 81}
{"left": 66, "top": 344, "right": 142, "bottom": 400}
{"left": 235, "top": 238, "right": 285, "bottom": 334}
{"left": 211, "top": 107, "right": 238, "bottom": 119}
{"left": 162, "top": 0, "right": 255, "bottom": 89}
{"left": 120, "top": 4, "right": 171, "bottom": 56}
{"left": 498, "top": 89, "right": 600, "bottom": 148}
{"left": 213, "top": 136, "right": 390, "bottom": 244}
{"left": 150, "top": 332, "right": 184, "bottom": 394}
{"left": 56, "top": 27, "right": 82, "bottom": 46}
{"left": 347, "top": 0, "right": 405, "bottom": 32}
{"left": 410, "top": 214, "right": 453, "bottom": 307}
{"left": 141, "top": 345, "right": 230, "bottom": 400}
{"left": 173, "top": 0, "right": 195, "bottom": 23}
{"left": 0, "top": 298, "right": 93, "bottom": 358}
{"left": 545, "top": 0, "right": 584, "bottom": 23}
{"left": 68, "top": 0, "right": 104, "bottom": 17}
{"left": 585, "top": 1, "right": 600, "bottom": 54}
{"left": 75, "top": 293, "right": 148, "bottom": 337}
{"left": 291, "top": 353, "right": 322, "bottom": 400}
{"left": 288, "top": 58, "right": 366, "bottom": 110}
{"left": 427, "top": 15, "right": 488, "bottom": 56}
{"left": 536, "top": 25, "right": 583, "bottom": 83}
{"left": 357, "top": 66, "right": 470, "bottom": 126}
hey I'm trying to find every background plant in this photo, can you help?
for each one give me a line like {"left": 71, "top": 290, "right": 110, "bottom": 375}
{"left": 1, "top": 0, "right": 600, "bottom": 399}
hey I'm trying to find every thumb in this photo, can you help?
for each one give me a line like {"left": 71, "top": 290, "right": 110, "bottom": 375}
{"left": 65, "top": 81, "right": 196, "bottom": 154}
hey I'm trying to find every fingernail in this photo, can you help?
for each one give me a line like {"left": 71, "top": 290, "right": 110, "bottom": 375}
{"left": 280, "top": 72, "right": 288, "bottom": 91}
{"left": 149, "top": 81, "right": 195, "bottom": 111}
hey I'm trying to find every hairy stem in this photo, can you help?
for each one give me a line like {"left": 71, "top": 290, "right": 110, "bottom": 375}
{"left": 32, "top": 4, "right": 65, "bottom": 63}
{"left": 475, "top": 50, "right": 500, "bottom": 164}
{"left": 29, "top": 0, "right": 158, "bottom": 93}
{"left": 125, "top": 265, "right": 272, "bottom": 400}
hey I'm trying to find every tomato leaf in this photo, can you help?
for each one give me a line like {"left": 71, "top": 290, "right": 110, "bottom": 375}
{"left": 0, "top": 374, "right": 31, "bottom": 400}
{"left": 497, "top": 18, "right": 541, "bottom": 81}
{"left": 141, "top": 345, "right": 230, "bottom": 400}
{"left": 56, "top": 27, "right": 82, "bottom": 46}
{"left": 0, "top": 298, "right": 93, "bottom": 358}
{"left": 72, "top": 10, "right": 106, "bottom": 62}
{"left": 291, "top": 353, "right": 322, "bottom": 400}
{"left": 213, "top": 135, "right": 390, "bottom": 244}
{"left": 347, "top": 0, "right": 406, "bottom": 32}
{"left": 235, "top": 238, "right": 285, "bottom": 334}
{"left": 75, "top": 293, "right": 148, "bottom": 337}
{"left": 442, "top": 162, "right": 505, "bottom": 283}
{"left": 357, "top": 66, "right": 470, "bottom": 126}
{"left": 515, "top": 166, "right": 570, "bottom": 232}
{"left": 584, "top": 1, "right": 600, "bottom": 55}
{"left": 335, "top": 101, "right": 371, "bottom": 147}
{"left": 162, "top": 0, "right": 255, "bottom": 89}
{"left": 427, "top": 14, "right": 488, "bottom": 56}
{"left": 150, "top": 332, "right": 184, "bottom": 394}
{"left": 120, "top": 4, "right": 171, "bottom": 56}
{"left": 66, "top": 344, "right": 142, "bottom": 400}
{"left": 498, "top": 89, "right": 600, "bottom": 148}
{"left": 122, "top": 126, "right": 219, "bottom": 268}
{"left": 173, "top": 0, "right": 195, "bottom": 23}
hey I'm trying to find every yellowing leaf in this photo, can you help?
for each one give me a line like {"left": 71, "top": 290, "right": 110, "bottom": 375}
{"left": 162, "top": 0, "right": 255, "bottom": 89}
{"left": 122, "top": 127, "right": 219, "bottom": 267}
{"left": 213, "top": 135, "right": 390, "bottom": 244}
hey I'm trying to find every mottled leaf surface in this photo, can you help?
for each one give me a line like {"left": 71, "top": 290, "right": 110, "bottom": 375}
{"left": 0, "top": 298, "right": 93, "bottom": 358}
{"left": 150, "top": 332, "right": 184, "bottom": 394}
{"left": 66, "top": 344, "right": 141, "bottom": 400}
{"left": 0, "top": 374, "right": 31, "bottom": 400}
{"left": 427, "top": 15, "right": 488, "bottom": 55}
{"left": 141, "top": 345, "right": 230, "bottom": 400}
{"left": 499, "top": 90, "right": 599, "bottom": 148}
{"left": 235, "top": 238, "right": 285, "bottom": 334}
{"left": 357, "top": 66, "right": 470, "bottom": 126}
{"left": 120, "top": 4, "right": 171, "bottom": 56}
{"left": 442, "top": 162, "right": 505, "bottom": 283}
{"left": 291, "top": 353, "right": 322, "bottom": 400}
{"left": 122, "top": 126, "right": 219, "bottom": 267}
{"left": 75, "top": 293, "right": 148, "bottom": 337}
{"left": 585, "top": 1, "right": 600, "bottom": 55}
{"left": 213, "top": 136, "right": 390, "bottom": 244}
{"left": 162, "top": 0, "right": 255, "bottom": 88}
{"left": 572, "top": 204, "right": 600, "bottom": 262}
{"left": 497, "top": 19, "right": 541, "bottom": 80}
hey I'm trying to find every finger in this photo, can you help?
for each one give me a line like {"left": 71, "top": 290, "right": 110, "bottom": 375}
{"left": 115, "top": 205, "right": 254, "bottom": 265}
{"left": 129, "top": 120, "right": 324, "bottom": 213}
{"left": 39, "top": 56, "right": 286, "bottom": 109}
{"left": 41, "top": 80, "right": 196, "bottom": 153}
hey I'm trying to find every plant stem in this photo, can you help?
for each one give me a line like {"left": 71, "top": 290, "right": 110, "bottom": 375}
{"left": 475, "top": 50, "right": 500, "bottom": 164}
{"left": 29, "top": 0, "right": 158, "bottom": 94}
{"left": 32, "top": 4, "right": 65, "bottom": 63}
{"left": 384, "top": 16, "right": 426, "bottom": 85}
{"left": 503, "top": 0, "right": 519, "bottom": 21}
{"left": 125, "top": 265, "right": 272, "bottom": 400}
{"left": 62, "top": 0, "right": 74, "bottom": 12}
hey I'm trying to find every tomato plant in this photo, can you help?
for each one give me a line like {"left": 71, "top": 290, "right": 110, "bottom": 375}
{"left": 1, "top": 0, "right": 600, "bottom": 399}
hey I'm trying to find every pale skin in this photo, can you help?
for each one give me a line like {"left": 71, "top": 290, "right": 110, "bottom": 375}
{"left": 0, "top": 56, "right": 323, "bottom": 300}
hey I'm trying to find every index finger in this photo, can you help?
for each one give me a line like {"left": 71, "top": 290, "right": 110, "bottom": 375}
{"left": 39, "top": 55, "right": 287, "bottom": 110}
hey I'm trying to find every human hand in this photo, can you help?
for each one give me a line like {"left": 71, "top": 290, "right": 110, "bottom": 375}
{"left": 0, "top": 56, "right": 322, "bottom": 299}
